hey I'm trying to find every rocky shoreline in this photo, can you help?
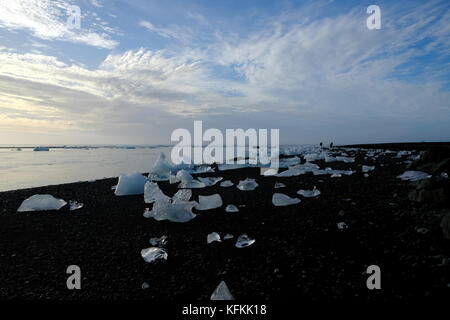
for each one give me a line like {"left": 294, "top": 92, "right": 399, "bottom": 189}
{"left": 0, "top": 143, "right": 449, "bottom": 301}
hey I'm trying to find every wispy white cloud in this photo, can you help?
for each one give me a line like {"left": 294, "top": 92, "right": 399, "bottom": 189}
{"left": 0, "top": 0, "right": 118, "bottom": 49}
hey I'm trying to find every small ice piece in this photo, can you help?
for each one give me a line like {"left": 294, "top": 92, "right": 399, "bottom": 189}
{"left": 297, "top": 186, "right": 320, "bottom": 198}
{"left": 69, "top": 200, "right": 84, "bottom": 211}
{"left": 196, "top": 194, "right": 223, "bottom": 210}
{"left": 198, "top": 177, "right": 223, "bottom": 186}
{"left": 235, "top": 234, "right": 256, "bottom": 248}
{"left": 144, "top": 181, "right": 171, "bottom": 204}
{"left": 111, "top": 185, "right": 116, "bottom": 190}
{"left": 141, "top": 247, "right": 168, "bottom": 263}
{"left": 149, "top": 235, "right": 168, "bottom": 247}
{"left": 114, "top": 172, "right": 147, "bottom": 196}
{"left": 210, "top": 281, "right": 234, "bottom": 300}
{"left": 237, "top": 178, "right": 258, "bottom": 191}
{"left": 223, "top": 234, "right": 234, "bottom": 240}
{"left": 272, "top": 193, "right": 301, "bottom": 206}
{"left": 362, "top": 165, "right": 375, "bottom": 173}
{"left": 336, "top": 156, "right": 355, "bottom": 163}
{"left": 331, "top": 173, "right": 342, "bottom": 178}
{"left": 397, "top": 171, "right": 431, "bottom": 181}
{"left": 142, "top": 282, "right": 149, "bottom": 290}
{"left": 274, "top": 182, "right": 286, "bottom": 188}
{"left": 17, "top": 194, "right": 67, "bottom": 212}
{"left": 220, "top": 180, "right": 234, "bottom": 187}
{"left": 364, "top": 173, "right": 369, "bottom": 178}
{"left": 148, "top": 153, "right": 172, "bottom": 181}
{"left": 207, "top": 232, "right": 221, "bottom": 244}
{"left": 441, "top": 172, "right": 448, "bottom": 179}
{"left": 225, "top": 204, "right": 239, "bottom": 213}
{"left": 172, "top": 189, "right": 192, "bottom": 203}
{"left": 337, "top": 222, "right": 348, "bottom": 230}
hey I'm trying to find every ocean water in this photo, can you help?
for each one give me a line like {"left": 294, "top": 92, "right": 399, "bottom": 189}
{"left": 0, "top": 146, "right": 173, "bottom": 192}
{"left": 0, "top": 144, "right": 310, "bottom": 192}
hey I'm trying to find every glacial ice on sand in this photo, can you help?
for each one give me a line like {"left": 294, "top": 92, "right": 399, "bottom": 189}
{"left": 211, "top": 281, "right": 234, "bottom": 300}
{"left": 149, "top": 235, "right": 168, "bottom": 247}
{"left": 198, "top": 177, "right": 223, "bottom": 186}
{"left": 141, "top": 247, "right": 168, "bottom": 263}
{"left": 297, "top": 186, "right": 321, "bottom": 198}
{"left": 148, "top": 153, "right": 172, "bottom": 181}
{"left": 225, "top": 204, "right": 239, "bottom": 212}
{"left": 237, "top": 178, "right": 258, "bottom": 191}
{"left": 69, "top": 200, "right": 84, "bottom": 211}
{"left": 207, "top": 232, "right": 221, "bottom": 244}
{"left": 220, "top": 180, "right": 234, "bottom": 187}
{"left": 397, "top": 171, "right": 431, "bottom": 181}
{"left": 114, "top": 172, "right": 147, "bottom": 196}
{"left": 17, "top": 194, "right": 67, "bottom": 212}
{"left": 196, "top": 194, "right": 223, "bottom": 210}
{"left": 272, "top": 193, "right": 301, "bottom": 206}
{"left": 362, "top": 165, "right": 375, "bottom": 173}
{"left": 274, "top": 182, "right": 286, "bottom": 188}
{"left": 144, "top": 181, "right": 171, "bottom": 204}
{"left": 235, "top": 234, "right": 256, "bottom": 248}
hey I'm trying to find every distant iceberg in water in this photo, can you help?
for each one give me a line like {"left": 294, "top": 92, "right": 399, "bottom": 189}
{"left": 33, "top": 147, "right": 49, "bottom": 151}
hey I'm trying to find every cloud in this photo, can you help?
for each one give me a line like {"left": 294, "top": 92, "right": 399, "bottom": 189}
{"left": 139, "top": 20, "right": 194, "bottom": 43}
{"left": 0, "top": 1, "right": 449, "bottom": 144}
{"left": 0, "top": 0, "right": 118, "bottom": 49}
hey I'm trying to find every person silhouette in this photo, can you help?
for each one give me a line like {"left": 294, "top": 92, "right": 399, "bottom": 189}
{"left": 320, "top": 142, "right": 323, "bottom": 148}
{"left": 329, "top": 142, "right": 333, "bottom": 149}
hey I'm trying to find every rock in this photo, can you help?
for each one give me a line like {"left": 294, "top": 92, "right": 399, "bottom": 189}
{"left": 440, "top": 213, "right": 450, "bottom": 240}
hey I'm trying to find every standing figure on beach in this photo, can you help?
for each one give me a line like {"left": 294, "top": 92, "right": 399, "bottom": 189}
{"left": 320, "top": 142, "right": 323, "bottom": 148}
{"left": 329, "top": 142, "right": 333, "bottom": 149}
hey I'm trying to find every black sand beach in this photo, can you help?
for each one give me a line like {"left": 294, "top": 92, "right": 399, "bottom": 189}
{"left": 0, "top": 143, "right": 449, "bottom": 301}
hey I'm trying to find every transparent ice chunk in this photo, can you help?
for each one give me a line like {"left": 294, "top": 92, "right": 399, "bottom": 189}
{"left": 114, "top": 172, "right": 147, "bottom": 196}
{"left": 210, "top": 281, "right": 234, "bottom": 300}
{"left": 144, "top": 181, "right": 171, "bottom": 204}
{"left": 172, "top": 189, "right": 192, "bottom": 203}
{"left": 17, "top": 194, "right": 67, "bottom": 212}
{"left": 148, "top": 153, "right": 172, "bottom": 181}
{"left": 297, "top": 186, "right": 320, "bottom": 198}
{"left": 198, "top": 177, "right": 223, "bottom": 186}
{"left": 207, "top": 232, "right": 221, "bottom": 244}
{"left": 235, "top": 234, "right": 256, "bottom": 248}
{"left": 69, "top": 200, "right": 84, "bottom": 211}
{"left": 397, "top": 171, "right": 431, "bottom": 181}
{"left": 149, "top": 235, "right": 168, "bottom": 247}
{"left": 236, "top": 178, "right": 258, "bottom": 191}
{"left": 274, "top": 182, "right": 286, "bottom": 188}
{"left": 272, "top": 193, "right": 301, "bottom": 206}
{"left": 220, "top": 180, "right": 234, "bottom": 187}
{"left": 225, "top": 204, "right": 239, "bottom": 213}
{"left": 196, "top": 194, "right": 223, "bottom": 210}
{"left": 141, "top": 247, "right": 168, "bottom": 263}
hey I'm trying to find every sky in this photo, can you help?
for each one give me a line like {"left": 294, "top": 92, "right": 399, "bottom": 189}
{"left": 0, "top": 0, "right": 449, "bottom": 146}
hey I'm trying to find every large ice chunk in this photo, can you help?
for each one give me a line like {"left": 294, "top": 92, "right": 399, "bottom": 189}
{"left": 272, "top": 193, "right": 301, "bottom": 206}
{"left": 211, "top": 281, "right": 234, "bottom": 300}
{"left": 397, "top": 171, "right": 431, "bottom": 181}
{"left": 17, "top": 194, "right": 67, "bottom": 212}
{"left": 148, "top": 153, "right": 172, "bottom": 181}
{"left": 207, "top": 232, "right": 221, "bottom": 244}
{"left": 236, "top": 178, "right": 258, "bottom": 191}
{"left": 177, "top": 170, "right": 206, "bottom": 188}
{"left": 196, "top": 194, "right": 223, "bottom": 210}
{"left": 114, "top": 172, "right": 147, "bottom": 196}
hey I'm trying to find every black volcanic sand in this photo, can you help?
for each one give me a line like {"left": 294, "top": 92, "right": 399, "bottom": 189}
{"left": 0, "top": 144, "right": 449, "bottom": 301}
